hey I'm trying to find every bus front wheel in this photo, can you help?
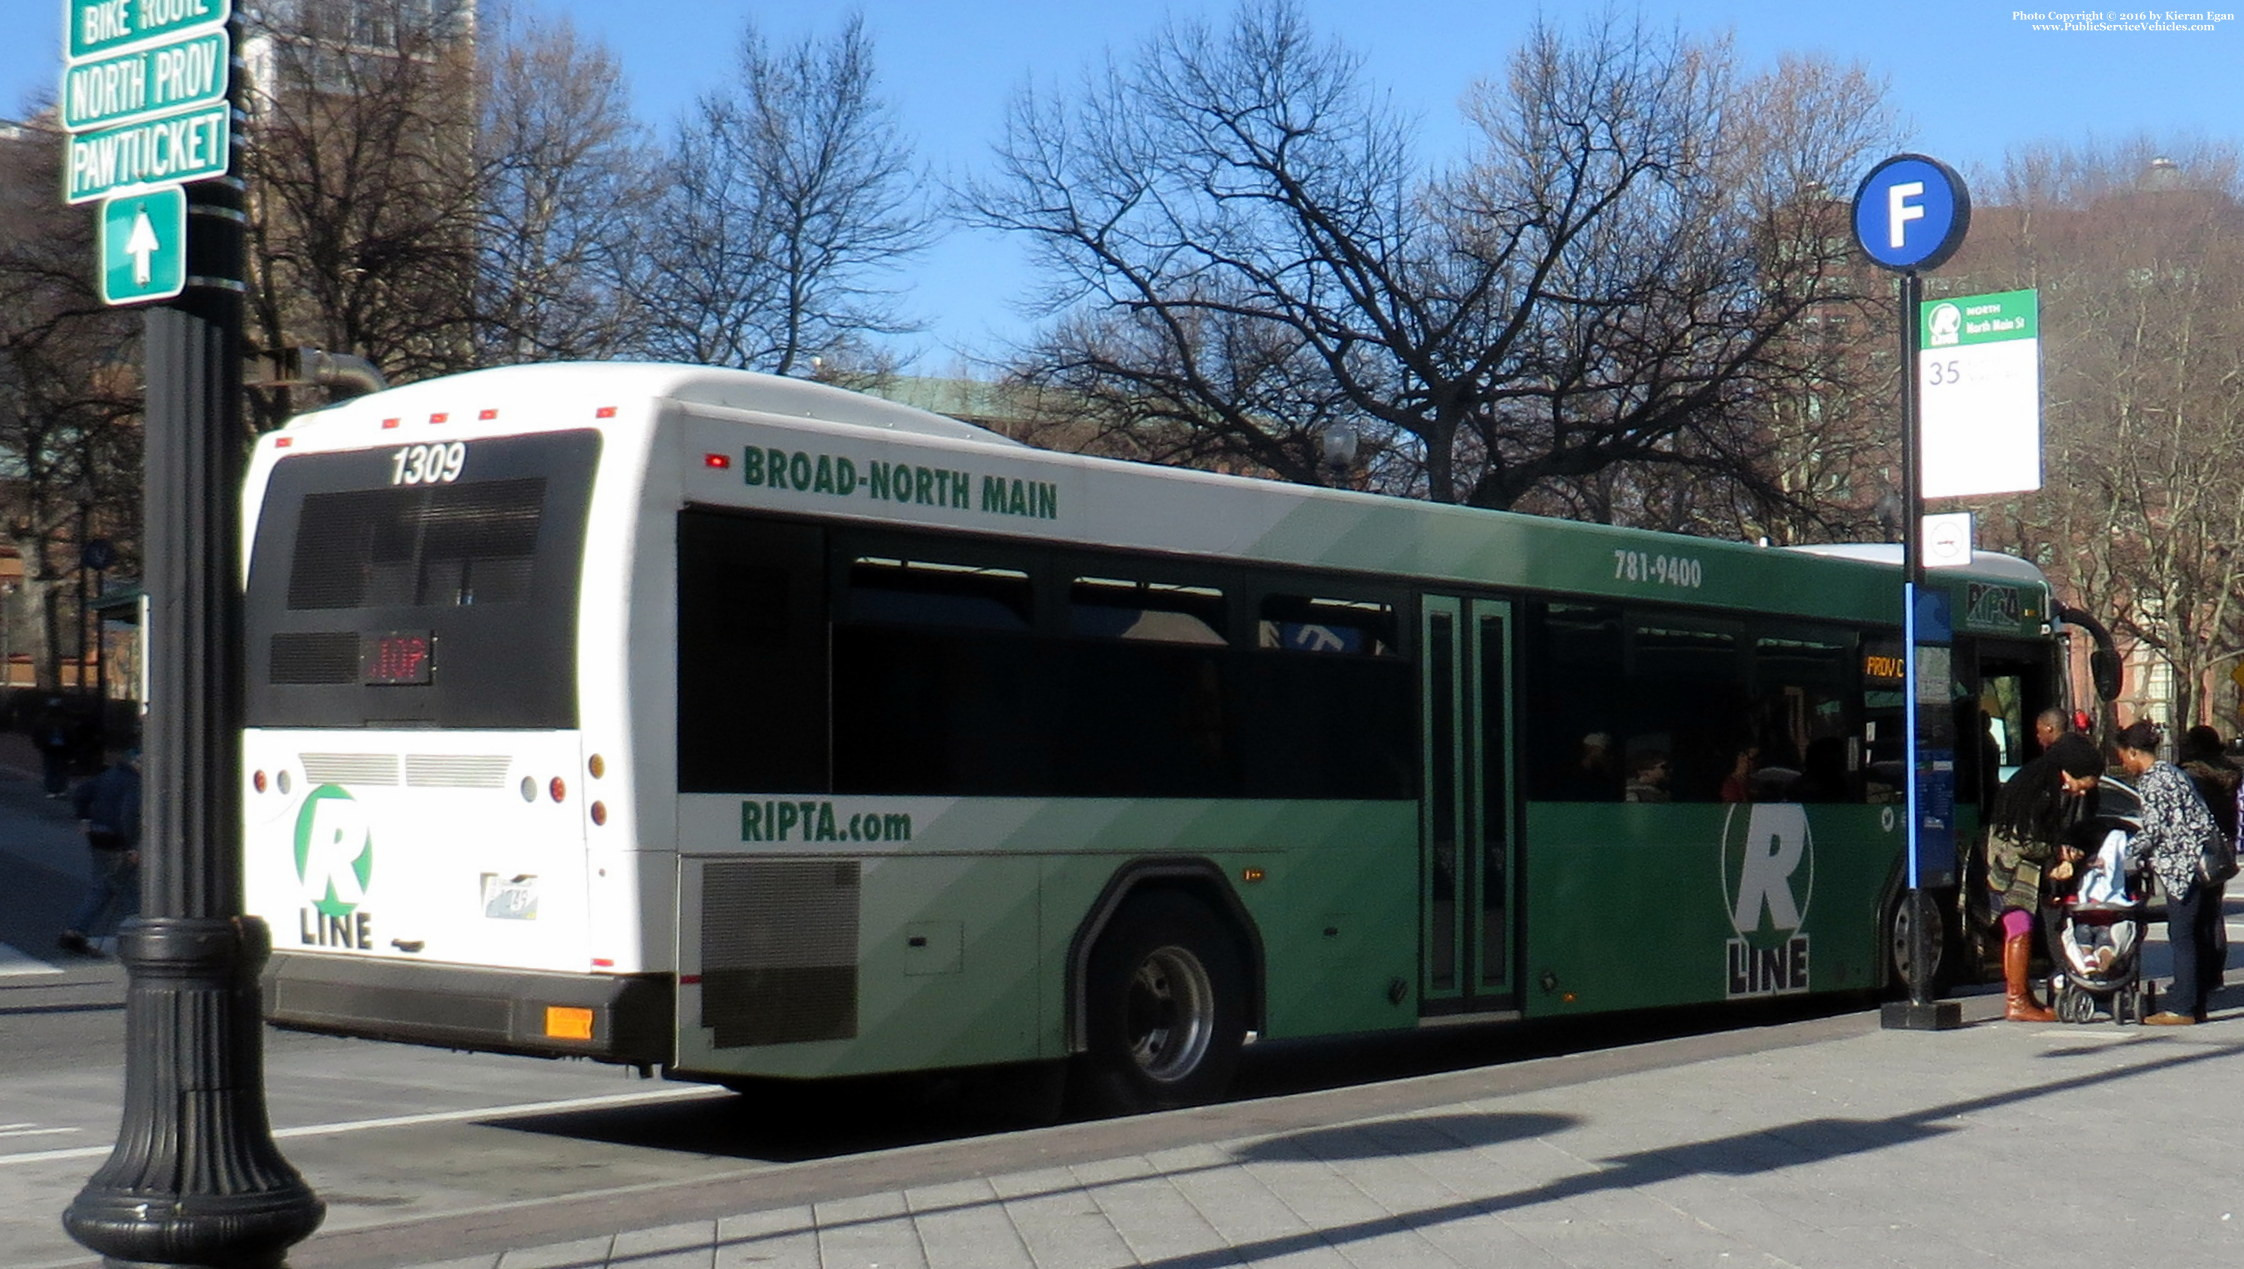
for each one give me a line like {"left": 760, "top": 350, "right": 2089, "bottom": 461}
{"left": 1075, "top": 892, "right": 1246, "bottom": 1116}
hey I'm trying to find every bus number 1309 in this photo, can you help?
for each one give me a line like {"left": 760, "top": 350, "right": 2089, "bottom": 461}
{"left": 391, "top": 442, "right": 468, "bottom": 486}
{"left": 1613, "top": 548, "right": 1702, "bottom": 589}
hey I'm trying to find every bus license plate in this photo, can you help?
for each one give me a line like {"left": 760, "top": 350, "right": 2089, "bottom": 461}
{"left": 481, "top": 874, "right": 539, "bottom": 920}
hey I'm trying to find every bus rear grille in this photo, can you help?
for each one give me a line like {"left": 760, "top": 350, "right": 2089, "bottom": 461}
{"left": 405, "top": 755, "right": 514, "bottom": 788}
{"left": 270, "top": 632, "right": 359, "bottom": 684}
{"left": 300, "top": 753, "right": 403, "bottom": 786}
{"left": 699, "top": 859, "right": 860, "bottom": 1048}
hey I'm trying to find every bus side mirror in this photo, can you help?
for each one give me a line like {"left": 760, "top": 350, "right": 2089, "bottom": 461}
{"left": 2090, "top": 648, "right": 2123, "bottom": 703}
{"left": 2056, "top": 604, "right": 2124, "bottom": 704}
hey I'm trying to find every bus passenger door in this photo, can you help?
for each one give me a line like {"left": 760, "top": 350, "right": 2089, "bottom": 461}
{"left": 1421, "top": 596, "right": 1517, "bottom": 1014}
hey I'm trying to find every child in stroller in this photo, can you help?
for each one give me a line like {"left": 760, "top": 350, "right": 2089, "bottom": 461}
{"left": 2045, "top": 814, "right": 2154, "bottom": 1024}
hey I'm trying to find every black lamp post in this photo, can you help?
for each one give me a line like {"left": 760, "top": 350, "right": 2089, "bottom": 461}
{"left": 63, "top": 18, "right": 325, "bottom": 1266}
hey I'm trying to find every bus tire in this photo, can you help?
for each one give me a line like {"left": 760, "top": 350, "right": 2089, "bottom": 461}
{"left": 1885, "top": 889, "right": 1952, "bottom": 997}
{"left": 1074, "top": 892, "right": 1246, "bottom": 1116}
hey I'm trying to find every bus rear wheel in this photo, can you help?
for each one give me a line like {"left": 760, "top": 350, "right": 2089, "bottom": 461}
{"left": 1075, "top": 892, "right": 1246, "bottom": 1116}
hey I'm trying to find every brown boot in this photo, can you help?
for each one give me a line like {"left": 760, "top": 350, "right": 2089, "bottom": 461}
{"left": 2004, "top": 933, "right": 2055, "bottom": 1022}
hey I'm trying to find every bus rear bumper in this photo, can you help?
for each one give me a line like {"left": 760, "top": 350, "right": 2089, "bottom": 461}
{"left": 262, "top": 952, "right": 674, "bottom": 1066}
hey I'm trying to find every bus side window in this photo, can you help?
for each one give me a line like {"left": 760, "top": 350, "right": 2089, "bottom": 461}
{"left": 1524, "top": 603, "right": 1625, "bottom": 801}
{"left": 1751, "top": 628, "right": 1856, "bottom": 804}
{"left": 844, "top": 558, "right": 1033, "bottom": 631}
{"left": 1053, "top": 576, "right": 1232, "bottom": 796}
{"left": 677, "top": 512, "right": 829, "bottom": 794}
{"left": 834, "top": 554, "right": 1043, "bottom": 796}
{"left": 1243, "top": 594, "right": 1411, "bottom": 800}
{"left": 1257, "top": 595, "right": 1399, "bottom": 657}
{"left": 1625, "top": 618, "right": 1744, "bottom": 803}
{"left": 1068, "top": 577, "right": 1225, "bottom": 644}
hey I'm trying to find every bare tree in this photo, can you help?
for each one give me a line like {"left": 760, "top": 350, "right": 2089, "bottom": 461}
{"left": 0, "top": 120, "right": 143, "bottom": 689}
{"left": 473, "top": 11, "right": 656, "bottom": 363}
{"left": 1534, "top": 53, "right": 1908, "bottom": 543}
{"left": 1958, "top": 139, "right": 2244, "bottom": 728}
{"left": 965, "top": 2, "right": 1899, "bottom": 521}
{"left": 240, "top": 0, "right": 484, "bottom": 428}
{"left": 628, "top": 15, "right": 932, "bottom": 375}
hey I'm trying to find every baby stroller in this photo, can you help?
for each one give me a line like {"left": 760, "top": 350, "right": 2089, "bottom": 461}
{"left": 2046, "top": 814, "right": 2154, "bottom": 1024}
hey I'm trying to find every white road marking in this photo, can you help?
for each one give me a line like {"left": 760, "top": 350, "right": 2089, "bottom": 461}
{"left": 0, "top": 1083, "right": 725, "bottom": 1167}
{"left": 0, "top": 944, "right": 63, "bottom": 977}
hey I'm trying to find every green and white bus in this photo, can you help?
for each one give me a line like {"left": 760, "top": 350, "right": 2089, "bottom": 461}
{"left": 241, "top": 362, "right": 2098, "bottom": 1111}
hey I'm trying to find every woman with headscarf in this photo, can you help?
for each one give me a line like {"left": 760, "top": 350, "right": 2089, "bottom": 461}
{"left": 1985, "top": 731, "right": 2104, "bottom": 1021}
{"left": 2116, "top": 721, "right": 2226, "bottom": 1024}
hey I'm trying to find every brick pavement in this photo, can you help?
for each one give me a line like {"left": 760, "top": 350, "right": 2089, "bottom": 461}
{"left": 372, "top": 989, "right": 2244, "bottom": 1269}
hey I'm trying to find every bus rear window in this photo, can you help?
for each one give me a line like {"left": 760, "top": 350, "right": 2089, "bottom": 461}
{"left": 287, "top": 477, "right": 547, "bottom": 609}
{"left": 244, "top": 430, "right": 599, "bottom": 729}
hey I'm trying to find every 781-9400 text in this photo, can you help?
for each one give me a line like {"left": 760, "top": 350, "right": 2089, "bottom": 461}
{"left": 1613, "top": 549, "right": 1702, "bottom": 589}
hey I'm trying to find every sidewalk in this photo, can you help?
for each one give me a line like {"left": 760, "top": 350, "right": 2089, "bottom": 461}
{"left": 286, "top": 986, "right": 2244, "bottom": 1269}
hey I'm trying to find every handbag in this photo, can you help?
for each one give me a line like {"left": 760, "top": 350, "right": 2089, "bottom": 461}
{"left": 2198, "top": 827, "right": 2239, "bottom": 885}
{"left": 1987, "top": 826, "right": 2049, "bottom": 911}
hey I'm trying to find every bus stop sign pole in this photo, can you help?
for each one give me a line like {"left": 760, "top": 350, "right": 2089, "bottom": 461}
{"left": 1852, "top": 154, "right": 1970, "bottom": 1032}
{"left": 63, "top": 13, "right": 325, "bottom": 1266}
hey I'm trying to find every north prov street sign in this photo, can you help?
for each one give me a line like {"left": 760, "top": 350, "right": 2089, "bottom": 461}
{"left": 62, "top": 28, "right": 229, "bottom": 131}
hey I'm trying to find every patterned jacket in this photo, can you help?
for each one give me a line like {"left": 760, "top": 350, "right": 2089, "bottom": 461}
{"left": 2128, "top": 761, "right": 2219, "bottom": 897}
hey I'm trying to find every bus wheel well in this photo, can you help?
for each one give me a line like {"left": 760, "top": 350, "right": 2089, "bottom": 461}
{"left": 1065, "top": 860, "right": 1263, "bottom": 1057}
{"left": 1069, "top": 883, "right": 1252, "bottom": 1115}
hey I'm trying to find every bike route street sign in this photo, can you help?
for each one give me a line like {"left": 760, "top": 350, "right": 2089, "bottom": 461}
{"left": 99, "top": 186, "right": 188, "bottom": 305}
{"left": 66, "top": 0, "right": 230, "bottom": 60}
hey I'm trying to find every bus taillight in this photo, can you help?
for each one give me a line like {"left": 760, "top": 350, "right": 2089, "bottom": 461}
{"left": 549, "top": 777, "right": 567, "bottom": 803}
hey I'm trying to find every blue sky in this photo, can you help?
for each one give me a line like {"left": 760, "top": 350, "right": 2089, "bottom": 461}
{"left": 15, "top": 1, "right": 2241, "bottom": 370}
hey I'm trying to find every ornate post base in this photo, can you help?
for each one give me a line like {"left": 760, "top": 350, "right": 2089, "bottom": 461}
{"left": 64, "top": 916, "right": 324, "bottom": 1268}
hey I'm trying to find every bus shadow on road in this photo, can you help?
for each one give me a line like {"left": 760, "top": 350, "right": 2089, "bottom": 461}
{"left": 478, "top": 995, "right": 1872, "bottom": 1165}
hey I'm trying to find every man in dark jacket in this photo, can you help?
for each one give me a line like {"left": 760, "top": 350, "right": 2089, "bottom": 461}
{"left": 32, "top": 698, "right": 75, "bottom": 798}
{"left": 2179, "top": 726, "right": 2240, "bottom": 988}
{"left": 56, "top": 748, "right": 142, "bottom": 956}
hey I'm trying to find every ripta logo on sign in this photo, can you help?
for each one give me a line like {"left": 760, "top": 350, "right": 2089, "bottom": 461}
{"left": 1721, "top": 804, "right": 1815, "bottom": 997}
{"left": 294, "top": 785, "right": 375, "bottom": 950}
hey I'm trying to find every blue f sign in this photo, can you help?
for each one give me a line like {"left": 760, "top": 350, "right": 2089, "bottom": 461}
{"left": 1852, "top": 154, "right": 1971, "bottom": 273}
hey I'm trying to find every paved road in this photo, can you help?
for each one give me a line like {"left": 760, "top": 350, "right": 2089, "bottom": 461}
{"left": 7, "top": 735, "right": 2244, "bottom": 1268}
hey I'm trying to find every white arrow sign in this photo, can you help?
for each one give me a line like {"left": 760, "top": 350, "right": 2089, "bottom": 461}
{"left": 124, "top": 207, "right": 161, "bottom": 284}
